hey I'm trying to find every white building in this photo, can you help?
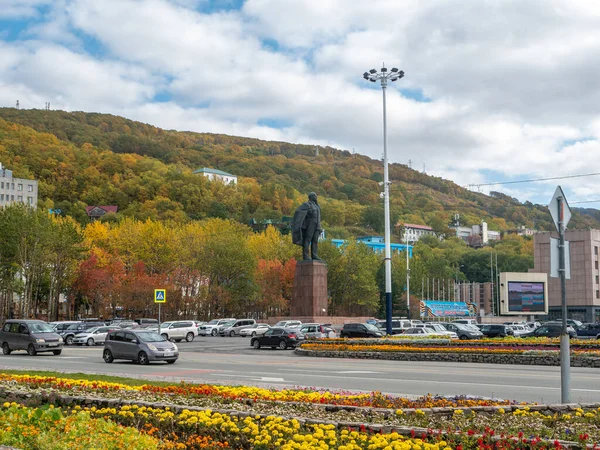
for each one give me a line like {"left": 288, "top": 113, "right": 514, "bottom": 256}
{"left": 452, "top": 221, "right": 501, "bottom": 246}
{"left": 401, "top": 223, "right": 438, "bottom": 242}
{"left": 0, "top": 163, "right": 38, "bottom": 208}
{"left": 193, "top": 167, "right": 237, "bottom": 185}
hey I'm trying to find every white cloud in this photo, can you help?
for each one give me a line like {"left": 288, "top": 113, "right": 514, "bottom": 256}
{"left": 0, "top": 0, "right": 52, "bottom": 18}
{"left": 1, "top": 0, "right": 600, "bottom": 205}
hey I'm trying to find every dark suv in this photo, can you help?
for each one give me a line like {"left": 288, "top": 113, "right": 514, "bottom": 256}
{"left": 340, "top": 323, "right": 383, "bottom": 338}
{"left": 60, "top": 322, "right": 104, "bottom": 345}
{"left": 480, "top": 324, "right": 514, "bottom": 338}
{"left": 0, "top": 320, "right": 64, "bottom": 356}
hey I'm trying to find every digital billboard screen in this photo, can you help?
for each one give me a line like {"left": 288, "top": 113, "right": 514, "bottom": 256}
{"left": 507, "top": 281, "right": 545, "bottom": 312}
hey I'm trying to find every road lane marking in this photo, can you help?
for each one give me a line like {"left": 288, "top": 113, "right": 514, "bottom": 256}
{"left": 259, "top": 377, "right": 285, "bottom": 382}
{"left": 337, "top": 371, "right": 380, "bottom": 374}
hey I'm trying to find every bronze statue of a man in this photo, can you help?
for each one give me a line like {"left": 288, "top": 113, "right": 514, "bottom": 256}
{"left": 292, "top": 192, "right": 322, "bottom": 261}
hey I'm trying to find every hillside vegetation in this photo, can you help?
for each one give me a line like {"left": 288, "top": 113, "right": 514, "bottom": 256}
{"left": 0, "top": 107, "right": 598, "bottom": 236}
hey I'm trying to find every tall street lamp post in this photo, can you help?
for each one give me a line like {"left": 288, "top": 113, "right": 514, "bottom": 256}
{"left": 363, "top": 65, "right": 405, "bottom": 336}
{"left": 404, "top": 228, "right": 411, "bottom": 319}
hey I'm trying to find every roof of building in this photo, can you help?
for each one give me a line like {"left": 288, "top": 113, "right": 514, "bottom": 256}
{"left": 85, "top": 206, "right": 119, "bottom": 215}
{"left": 193, "top": 167, "right": 236, "bottom": 177}
{"left": 402, "top": 223, "right": 433, "bottom": 231}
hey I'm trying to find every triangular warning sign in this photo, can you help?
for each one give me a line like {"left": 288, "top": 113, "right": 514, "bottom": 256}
{"left": 156, "top": 291, "right": 164, "bottom": 300}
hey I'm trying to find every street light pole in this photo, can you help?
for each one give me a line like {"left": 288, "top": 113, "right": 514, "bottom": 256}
{"left": 363, "top": 66, "right": 405, "bottom": 336}
{"left": 404, "top": 227, "right": 411, "bottom": 319}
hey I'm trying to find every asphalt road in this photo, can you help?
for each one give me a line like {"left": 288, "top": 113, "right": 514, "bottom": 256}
{"left": 1, "top": 336, "right": 599, "bottom": 404}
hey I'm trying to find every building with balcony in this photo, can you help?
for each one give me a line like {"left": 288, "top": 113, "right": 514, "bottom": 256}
{"left": 0, "top": 163, "right": 38, "bottom": 208}
{"left": 401, "top": 223, "right": 438, "bottom": 242}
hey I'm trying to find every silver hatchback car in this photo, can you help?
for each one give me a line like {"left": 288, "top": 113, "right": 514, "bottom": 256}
{"left": 103, "top": 329, "right": 178, "bottom": 365}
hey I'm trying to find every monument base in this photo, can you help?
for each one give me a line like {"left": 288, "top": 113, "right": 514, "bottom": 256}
{"left": 291, "top": 260, "right": 328, "bottom": 317}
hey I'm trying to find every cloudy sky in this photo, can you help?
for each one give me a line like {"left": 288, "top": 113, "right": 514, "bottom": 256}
{"left": 1, "top": 0, "right": 600, "bottom": 206}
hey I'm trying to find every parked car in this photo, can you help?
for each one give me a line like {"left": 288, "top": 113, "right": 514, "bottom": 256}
{"left": 340, "top": 323, "right": 383, "bottom": 338}
{"left": 479, "top": 324, "right": 514, "bottom": 338}
{"left": 219, "top": 319, "right": 256, "bottom": 337}
{"left": 273, "top": 320, "right": 303, "bottom": 328}
{"left": 118, "top": 321, "right": 140, "bottom": 329}
{"left": 575, "top": 323, "right": 600, "bottom": 339}
{"left": 72, "top": 326, "right": 121, "bottom": 346}
{"left": 403, "top": 327, "right": 458, "bottom": 339}
{"left": 1, "top": 320, "right": 64, "bottom": 356}
{"left": 376, "top": 318, "right": 423, "bottom": 335}
{"left": 60, "top": 322, "right": 104, "bottom": 345}
{"left": 158, "top": 321, "right": 198, "bottom": 342}
{"left": 103, "top": 329, "right": 178, "bottom": 365}
{"left": 239, "top": 323, "right": 270, "bottom": 337}
{"left": 50, "top": 321, "right": 79, "bottom": 333}
{"left": 508, "top": 324, "right": 528, "bottom": 337}
{"left": 440, "top": 323, "right": 483, "bottom": 340}
{"left": 545, "top": 320, "right": 584, "bottom": 330}
{"left": 134, "top": 318, "right": 159, "bottom": 328}
{"left": 521, "top": 324, "right": 577, "bottom": 338}
{"left": 299, "top": 323, "right": 336, "bottom": 339}
{"left": 198, "top": 318, "right": 236, "bottom": 336}
{"left": 250, "top": 328, "right": 303, "bottom": 350}
{"left": 417, "top": 323, "right": 457, "bottom": 338}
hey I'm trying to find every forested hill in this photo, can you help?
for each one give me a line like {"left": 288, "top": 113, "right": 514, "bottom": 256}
{"left": 0, "top": 107, "right": 598, "bottom": 235}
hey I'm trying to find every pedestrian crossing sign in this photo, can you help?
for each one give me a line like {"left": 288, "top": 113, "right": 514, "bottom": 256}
{"left": 154, "top": 289, "right": 166, "bottom": 303}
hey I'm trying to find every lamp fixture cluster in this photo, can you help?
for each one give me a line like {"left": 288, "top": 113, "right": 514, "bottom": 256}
{"left": 363, "top": 66, "right": 405, "bottom": 83}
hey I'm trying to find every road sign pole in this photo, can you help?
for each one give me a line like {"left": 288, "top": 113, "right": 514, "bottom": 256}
{"left": 558, "top": 196, "right": 571, "bottom": 403}
{"left": 158, "top": 303, "right": 161, "bottom": 337}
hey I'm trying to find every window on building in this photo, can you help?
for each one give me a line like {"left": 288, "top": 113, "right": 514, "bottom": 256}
{"left": 10, "top": 195, "right": 14, "bottom": 201}
{"left": 0, "top": 182, "right": 3, "bottom": 188}
{"left": 11, "top": 183, "right": 14, "bottom": 189}
{"left": 27, "top": 197, "right": 33, "bottom": 205}
{"left": 27, "top": 185, "right": 33, "bottom": 192}
{"left": 0, "top": 194, "right": 3, "bottom": 201}
{"left": 597, "top": 275, "right": 600, "bottom": 285}
{"left": 17, "top": 196, "right": 22, "bottom": 202}
{"left": 596, "top": 261, "right": 599, "bottom": 270}
{"left": 17, "top": 184, "right": 22, "bottom": 191}
{"left": 597, "top": 290, "right": 599, "bottom": 299}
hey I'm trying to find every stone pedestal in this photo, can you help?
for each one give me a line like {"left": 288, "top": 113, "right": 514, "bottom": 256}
{"left": 291, "top": 260, "right": 328, "bottom": 317}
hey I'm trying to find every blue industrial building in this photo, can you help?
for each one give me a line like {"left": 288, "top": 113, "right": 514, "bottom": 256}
{"left": 331, "top": 236, "right": 413, "bottom": 257}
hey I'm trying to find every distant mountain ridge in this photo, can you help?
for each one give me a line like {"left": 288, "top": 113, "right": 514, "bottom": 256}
{"left": 0, "top": 107, "right": 598, "bottom": 234}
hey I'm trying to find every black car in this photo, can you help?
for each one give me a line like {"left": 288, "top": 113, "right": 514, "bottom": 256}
{"left": 340, "top": 323, "right": 383, "bottom": 338}
{"left": 480, "top": 324, "right": 514, "bottom": 338}
{"left": 521, "top": 324, "right": 577, "bottom": 339}
{"left": 250, "top": 328, "right": 303, "bottom": 350}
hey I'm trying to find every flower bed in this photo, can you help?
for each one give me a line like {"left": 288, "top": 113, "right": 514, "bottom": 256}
{"left": 2, "top": 398, "right": 599, "bottom": 449}
{"left": 0, "top": 374, "right": 511, "bottom": 410}
{"left": 319, "top": 337, "right": 600, "bottom": 349}
{"left": 0, "top": 402, "right": 160, "bottom": 450}
{"left": 296, "top": 339, "right": 600, "bottom": 366}
{"left": 1, "top": 373, "right": 600, "bottom": 449}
